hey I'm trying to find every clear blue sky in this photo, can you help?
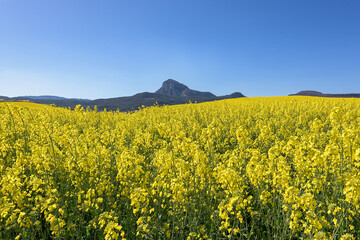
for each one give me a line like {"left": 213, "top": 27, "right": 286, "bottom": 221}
{"left": 1, "top": 0, "right": 359, "bottom": 99}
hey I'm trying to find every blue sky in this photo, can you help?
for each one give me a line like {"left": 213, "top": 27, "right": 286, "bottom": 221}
{"left": 1, "top": 0, "right": 359, "bottom": 99}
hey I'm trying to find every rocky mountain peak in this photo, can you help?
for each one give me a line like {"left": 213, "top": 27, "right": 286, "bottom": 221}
{"left": 156, "top": 79, "right": 216, "bottom": 98}
{"left": 156, "top": 79, "right": 190, "bottom": 97}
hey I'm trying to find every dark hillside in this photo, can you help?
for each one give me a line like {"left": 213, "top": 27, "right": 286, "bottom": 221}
{"left": 290, "top": 90, "right": 360, "bottom": 98}
{"left": 1, "top": 79, "right": 246, "bottom": 111}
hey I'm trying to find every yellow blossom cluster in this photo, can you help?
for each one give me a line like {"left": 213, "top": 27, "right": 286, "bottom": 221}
{"left": 0, "top": 96, "right": 359, "bottom": 239}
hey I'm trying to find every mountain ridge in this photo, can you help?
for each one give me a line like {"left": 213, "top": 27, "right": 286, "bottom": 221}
{"left": 290, "top": 90, "right": 360, "bottom": 98}
{"left": 12, "top": 95, "right": 91, "bottom": 101}
{"left": 1, "top": 79, "right": 245, "bottom": 111}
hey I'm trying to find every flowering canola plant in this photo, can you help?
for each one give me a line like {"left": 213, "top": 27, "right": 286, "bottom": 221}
{"left": 0, "top": 97, "right": 360, "bottom": 239}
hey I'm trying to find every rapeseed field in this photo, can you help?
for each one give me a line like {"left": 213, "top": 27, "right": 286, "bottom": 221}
{"left": 0, "top": 97, "right": 359, "bottom": 239}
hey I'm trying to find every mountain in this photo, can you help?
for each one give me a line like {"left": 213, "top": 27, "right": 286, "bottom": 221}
{"left": 290, "top": 90, "right": 324, "bottom": 97}
{"left": 156, "top": 79, "right": 216, "bottom": 98}
{"left": 0, "top": 96, "right": 10, "bottom": 100}
{"left": 13, "top": 95, "right": 91, "bottom": 101}
{"left": 88, "top": 90, "right": 245, "bottom": 112}
{"left": 290, "top": 91, "right": 360, "bottom": 98}
{"left": 0, "top": 79, "right": 245, "bottom": 111}
{"left": 219, "top": 92, "right": 246, "bottom": 99}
